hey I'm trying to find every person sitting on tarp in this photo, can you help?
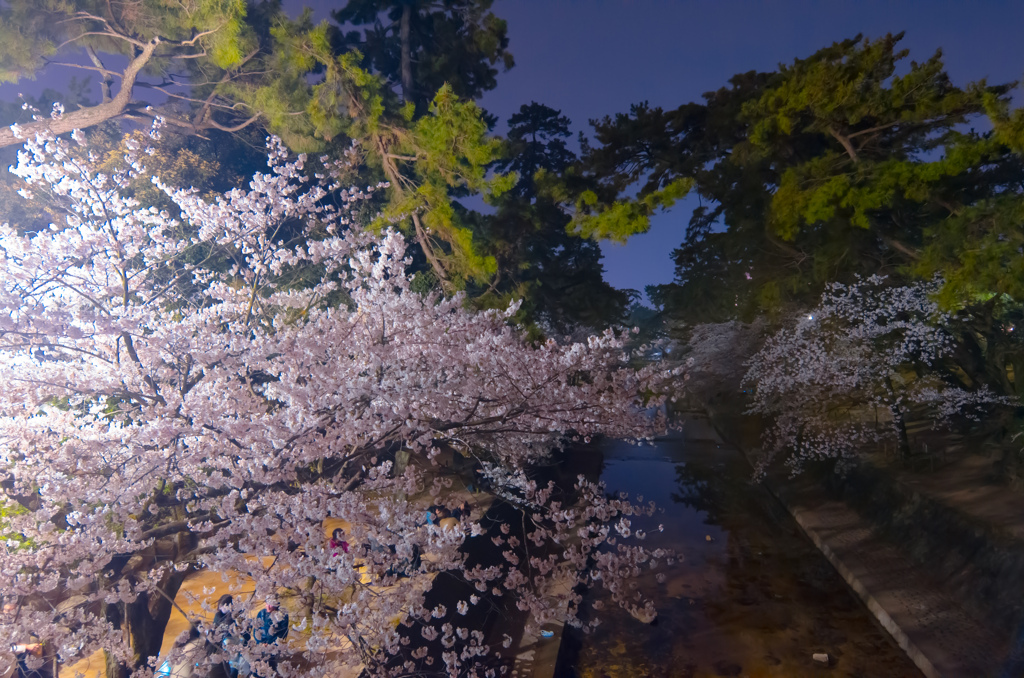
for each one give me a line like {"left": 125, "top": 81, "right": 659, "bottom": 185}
{"left": 255, "top": 599, "right": 288, "bottom": 645}
{"left": 253, "top": 599, "right": 289, "bottom": 674}
{"left": 328, "top": 527, "right": 350, "bottom": 556}
{"left": 425, "top": 504, "right": 445, "bottom": 525}
{"left": 155, "top": 628, "right": 205, "bottom": 678}
{"left": 9, "top": 642, "right": 52, "bottom": 678}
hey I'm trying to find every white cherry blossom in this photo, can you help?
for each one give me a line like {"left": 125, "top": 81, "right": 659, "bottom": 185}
{"left": 0, "top": 130, "right": 673, "bottom": 677}
{"left": 743, "top": 276, "right": 1011, "bottom": 472}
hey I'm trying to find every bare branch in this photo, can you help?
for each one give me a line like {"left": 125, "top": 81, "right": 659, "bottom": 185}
{"left": 204, "top": 114, "right": 261, "bottom": 133}
{"left": 879, "top": 233, "right": 921, "bottom": 261}
{"left": 56, "top": 30, "right": 140, "bottom": 50}
{"left": 0, "top": 38, "right": 160, "bottom": 149}
{"left": 177, "top": 25, "right": 225, "bottom": 47}
{"left": 84, "top": 46, "right": 113, "bottom": 103}
{"left": 190, "top": 47, "right": 261, "bottom": 130}
{"left": 167, "top": 49, "right": 209, "bottom": 60}
{"left": 41, "top": 59, "right": 123, "bottom": 79}
{"left": 828, "top": 125, "right": 859, "bottom": 163}
{"left": 136, "top": 82, "right": 250, "bottom": 112}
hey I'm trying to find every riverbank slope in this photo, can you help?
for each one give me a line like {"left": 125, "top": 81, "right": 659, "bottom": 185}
{"left": 695, "top": 413, "right": 1024, "bottom": 677}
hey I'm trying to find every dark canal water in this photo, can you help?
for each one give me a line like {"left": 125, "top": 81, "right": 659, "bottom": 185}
{"left": 555, "top": 436, "right": 922, "bottom": 678}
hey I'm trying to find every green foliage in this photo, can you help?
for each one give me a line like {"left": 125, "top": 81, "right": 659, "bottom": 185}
{"left": 579, "top": 32, "right": 1024, "bottom": 408}
{"left": 0, "top": 0, "right": 292, "bottom": 147}
{"left": 333, "top": 0, "right": 513, "bottom": 111}
{"left": 0, "top": 13, "right": 52, "bottom": 83}
{"left": 582, "top": 34, "right": 1024, "bottom": 326}
{"left": 563, "top": 99, "right": 698, "bottom": 243}
{"left": 230, "top": 13, "right": 513, "bottom": 289}
{"left": 200, "top": 0, "right": 254, "bottom": 68}
{"left": 471, "top": 103, "right": 630, "bottom": 332}
{"left": 0, "top": 498, "right": 31, "bottom": 550}
{"left": 412, "top": 85, "right": 503, "bottom": 185}
{"left": 580, "top": 78, "right": 784, "bottom": 322}
{"left": 0, "top": 0, "right": 254, "bottom": 76}
{"left": 986, "top": 92, "right": 1024, "bottom": 154}
{"left": 570, "top": 177, "right": 692, "bottom": 242}
{"left": 365, "top": 84, "right": 511, "bottom": 285}
{"left": 910, "top": 92, "right": 1024, "bottom": 306}
{"left": 743, "top": 32, "right": 1006, "bottom": 256}
{"left": 0, "top": 0, "right": 528, "bottom": 297}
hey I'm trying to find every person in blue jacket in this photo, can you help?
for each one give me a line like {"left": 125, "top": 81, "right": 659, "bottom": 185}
{"left": 254, "top": 600, "right": 289, "bottom": 645}
{"left": 253, "top": 599, "right": 288, "bottom": 675}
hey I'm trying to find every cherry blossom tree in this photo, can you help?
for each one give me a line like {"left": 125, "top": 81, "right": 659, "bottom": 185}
{"left": 0, "top": 126, "right": 674, "bottom": 677}
{"left": 743, "top": 276, "right": 1011, "bottom": 473}
{"left": 679, "top": 319, "right": 767, "bottom": 416}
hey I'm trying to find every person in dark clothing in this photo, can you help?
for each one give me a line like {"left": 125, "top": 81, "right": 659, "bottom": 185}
{"left": 449, "top": 501, "right": 469, "bottom": 520}
{"left": 210, "top": 594, "right": 239, "bottom": 678}
{"left": 386, "top": 543, "right": 421, "bottom": 579}
{"left": 213, "top": 594, "right": 235, "bottom": 629}
{"left": 425, "top": 504, "right": 445, "bottom": 525}
{"left": 252, "top": 599, "right": 288, "bottom": 676}
{"left": 5, "top": 598, "right": 52, "bottom": 678}
{"left": 328, "top": 528, "right": 349, "bottom": 556}
{"left": 254, "top": 601, "right": 289, "bottom": 645}
{"left": 426, "top": 501, "right": 469, "bottom": 525}
{"left": 10, "top": 642, "right": 52, "bottom": 678}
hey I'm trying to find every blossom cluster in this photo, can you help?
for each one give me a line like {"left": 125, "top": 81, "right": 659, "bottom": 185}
{"left": 742, "top": 276, "right": 1011, "bottom": 472}
{"left": 0, "top": 130, "right": 674, "bottom": 677}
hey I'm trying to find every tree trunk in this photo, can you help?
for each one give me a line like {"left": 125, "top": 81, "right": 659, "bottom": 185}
{"left": 130, "top": 572, "right": 189, "bottom": 669}
{"left": 373, "top": 132, "right": 452, "bottom": 290}
{"left": 105, "top": 565, "right": 190, "bottom": 677}
{"left": 1012, "top": 354, "right": 1024, "bottom": 398}
{"left": 85, "top": 47, "right": 113, "bottom": 104}
{"left": 103, "top": 603, "right": 129, "bottom": 678}
{"left": 890, "top": 403, "right": 911, "bottom": 461}
{"left": 410, "top": 212, "right": 452, "bottom": 291}
{"left": 399, "top": 2, "right": 413, "bottom": 103}
{"left": 828, "top": 125, "right": 859, "bottom": 163}
{"left": 0, "top": 39, "right": 158, "bottom": 149}
{"left": 883, "top": 375, "right": 912, "bottom": 461}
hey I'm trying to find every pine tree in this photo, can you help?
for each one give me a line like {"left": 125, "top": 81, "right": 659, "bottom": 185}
{"left": 333, "top": 0, "right": 513, "bottom": 111}
{"left": 475, "top": 102, "right": 629, "bottom": 333}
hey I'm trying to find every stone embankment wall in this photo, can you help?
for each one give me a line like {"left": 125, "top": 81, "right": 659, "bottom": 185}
{"left": 821, "top": 462, "right": 1024, "bottom": 631}
{"left": 697, "top": 409, "right": 1024, "bottom": 676}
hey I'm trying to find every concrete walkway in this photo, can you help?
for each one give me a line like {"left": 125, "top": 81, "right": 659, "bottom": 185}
{"left": 689, "top": 416, "right": 1013, "bottom": 678}
{"left": 774, "top": 476, "right": 1007, "bottom": 678}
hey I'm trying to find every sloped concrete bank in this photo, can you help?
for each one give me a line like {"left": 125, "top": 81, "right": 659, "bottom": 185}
{"left": 698, "top": 412, "right": 1024, "bottom": 677}
{"left": 823, "top": 462, "right": 1024, "bottom": 634}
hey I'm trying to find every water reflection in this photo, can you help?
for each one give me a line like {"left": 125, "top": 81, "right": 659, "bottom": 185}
{"left": 556, "top": 438, "right": 921, "bottom": 678}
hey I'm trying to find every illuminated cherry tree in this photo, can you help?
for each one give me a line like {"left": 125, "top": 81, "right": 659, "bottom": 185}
{"left": 743, "top": 276, "right": 1010, "bottom": 473}
{"left": 679, "top": 319, "right": 766, "bottom": 414}
{"left": 0, "top": 126, "right": 673, "bottom": 677}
